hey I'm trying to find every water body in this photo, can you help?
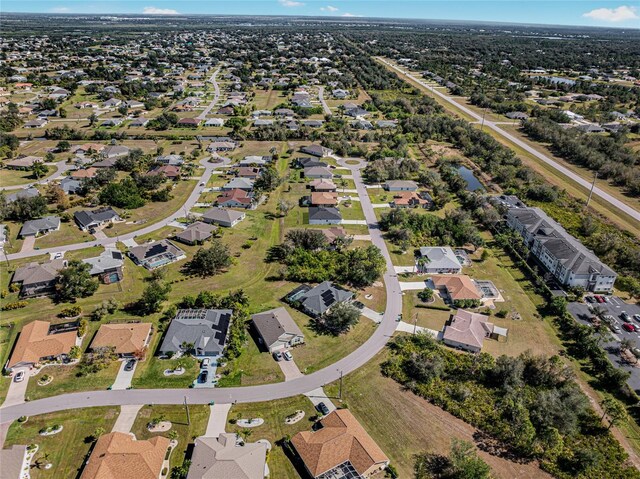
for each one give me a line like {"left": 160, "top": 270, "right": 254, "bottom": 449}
{"left": 457, "top": 166, "right": 485, "bottom": 192}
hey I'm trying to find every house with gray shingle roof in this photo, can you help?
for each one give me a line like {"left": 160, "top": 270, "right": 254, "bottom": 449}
{"left": 308, "top": 206, "right": 341, "bottom": 225}
{"left": 289, "top": 281, "right": 354, "bottom": 317}
{"left": 19, "top": 216, "right": 60, "bottom": 238}
{"left": 251, "top": 307, "right": 304, "bottom": 353}
{"left": 187, "top": 434, "right": 267, "bottom": 479}
{"left": 128, "top": 240, "right": 186, "bottom": 270}
{"left": 159, "top": 309, "right": 232, "bottom": 357}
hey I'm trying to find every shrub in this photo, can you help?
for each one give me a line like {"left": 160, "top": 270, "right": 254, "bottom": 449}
{"left": 59, "top": 305, "right": 82, "bottom": 318}
{"left": 2, "top": 301, "right": 28, "bottom": 311}
{"left": 496, "top": 309, "right": 508, "bottom": 318}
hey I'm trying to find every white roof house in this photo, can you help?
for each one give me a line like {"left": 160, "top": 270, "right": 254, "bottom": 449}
{"left": 417, "top": 247, "right": 463, "bottom": 274}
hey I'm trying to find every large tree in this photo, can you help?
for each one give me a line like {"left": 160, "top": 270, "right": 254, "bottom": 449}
{"left": 137, "top": 280, "right": 172, "bottom": 314}
{"left": 315, "top": 302, "right": 360, "bottom": 336}
{"left": 186, "top": 240, "right": 231, "bottom": 277}
{"left": 56, "top": 260, "right": 99, "bottom": 302}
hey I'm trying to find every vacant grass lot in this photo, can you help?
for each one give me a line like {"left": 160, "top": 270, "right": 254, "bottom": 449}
{"left": 130, "top": 404, "right": 209, "bottom": 471}
{"left": 5, "top": 407, "right": 120, "bottom": 479}
{"left": 228, "top": 395, "right": 319, "bottom": 479}
{"left": 324, "top": 350, "right": 552, "bottom": 479}
{"left": 1, "top": 166, "right": 55, "bottom": 187}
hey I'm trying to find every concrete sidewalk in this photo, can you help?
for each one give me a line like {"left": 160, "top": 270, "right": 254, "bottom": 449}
{"left": 111, "top": 405, "right": 143, "bottom": 433}
{"left": 205, "top": 403, "right": 231, "bottom": 437}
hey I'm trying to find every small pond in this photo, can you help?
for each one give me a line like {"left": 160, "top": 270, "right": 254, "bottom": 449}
{"left": 456, "top": 166, "right": 485, "bottom": 192}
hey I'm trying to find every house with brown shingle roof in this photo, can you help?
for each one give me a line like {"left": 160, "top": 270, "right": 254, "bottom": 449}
{"left": 430, "top": 275, "right": 482, "bottom": 302}
{"left": 291, "top": 409, "right": 389, "bottom": 478}
{"left": 90, "top": 323, "right": 152, "bottom": 357}
{"left": 80, "top": 432, "right": 170, "bottom": 479}
{"left": 310, "top": 192, "right": 338, "bottom": 207}
{"left": 8, "top": 320, "right": 77, "bottom": 371}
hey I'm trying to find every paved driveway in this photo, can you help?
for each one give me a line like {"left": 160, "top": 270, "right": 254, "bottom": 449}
{"left": 111, "top": 360, "right": 137, "bottom": 390}
{"left": 3, "top": 369, "right": 29, "bottom": 407}
{"left": 111, "top": 405, "right": 142, "bottom": 433}
{"left": 278, "top": 358, "right": 304, "bottom": 381}
{"left": 304, "top": 387, "right": 336, "bottom": 414}
{"left": 399, "top": 281, "right": 427, "bottom": 291}
{"left": 19, "top": 236, "right": 35, "bottom": 254}
{"left": 192, "top": 356, "right": 218, "bottom": 389}
{"left": 205, "top": 403, "right": 231, "bottom": 437}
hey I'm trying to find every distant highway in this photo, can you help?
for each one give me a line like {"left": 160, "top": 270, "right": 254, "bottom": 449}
{"left": 380, "top": 59, "right": 640, "bottom": 224}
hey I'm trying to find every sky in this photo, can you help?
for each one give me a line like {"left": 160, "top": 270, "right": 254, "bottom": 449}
{"left": 2, "top": 1, "right": 639, "bottom": 28}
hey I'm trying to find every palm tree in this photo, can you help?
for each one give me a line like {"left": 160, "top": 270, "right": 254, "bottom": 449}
{"left": 239, "top": 429, "right": 252, "bottom": 444}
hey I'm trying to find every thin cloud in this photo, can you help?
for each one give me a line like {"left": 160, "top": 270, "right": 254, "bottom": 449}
{"left": 583, "top": 5, "right": 638, "bottom": 22}
{"left": 143, "top": 6, "right": 180, "bottom": 15}
{"left": 341, "top": 12, "right": 361, "bottom": 17}
{"left": 50, "top": 6, "right": 70, "bottom": 13}
{"left": 320, "top": 5, "right": 339, "bottom": 12}
{"left": 278, "top": 0, "right": 305, "bottom": 7}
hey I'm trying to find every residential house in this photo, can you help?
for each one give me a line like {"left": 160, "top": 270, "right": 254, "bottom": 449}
{"left": 235, "top": 167, "right": 261, "bottom": 179}
{"left": 202, "top": 208, "right": 246, "bottom": 227}
{"left": 74, "top": 207, "right": 121, "bottom": 231}
{"left": 101, "top": 118, "right": 123, "bottom": 127}
{"left": 90, "top": 322, "right": 152, "bottom": 357}
{"left": 320, "top": 226, "right": 349, "bottom": 244}
{"left": 5, "top": 156, "right": 42, "bottom": 169}
{"left": 129, "top": 117, "right": 149, "bottom": 127}
{"left": 308, "top": 206, "right": 342, "bottom": 225}
{"left": 431, "top": 275, "right": 482, "bottom": 303}
{"left": 24, "top": 118, "right": 48, "bottom": 128}
{"left": 291, "top": 409, "right": 389, "bottom": 479}
{"left": 377, "top": 120, "right": 398, "bottom": 129}
{"left": 416, "top": 247, "right": 463, "bottom": 274}
{"left": 187, "top": 433, "right": 267, "bottom": 479}
{"left": 222, "top": 177, "right": 254, "bottom": 191}
{"left": 156, "top": 155, "right": 184, "bottom": 166}
{"left": 204, "top": 118, "right": 225, "bottom": 127}
{"left": 384, "top": 180, "right": 418, "bottom": 191}
{"left": 147, "top": 164, "right": 181, "bottom": 180}
{"left": 309, "top": 178, "right": 337, "bottom": 192}
{"left": 12, "top": 259, "right": 67, "bottom": 298}
{"left": 301, "top": 144, "right": 331, "bottom": 157}
{"left": 7, "top": 320, "right": 77, "bottom": 371}
{"left": 303, "top": 166, "right": 333, "bottom": 179}
{"left": 60, "top": 177, "right": 83, "bottom": 194}
{"left": 506, "top": 206, "right": 617, "bottom": 292}
{"left": 290, "top": 281, "right": 354, "bottom": 317}
{"left": 159, "top": 309, "right": 232, "bottom": 357}
{"left": 216, "top": 189, "right": 256, "bottom": 209}
{"left": 174, "top": 221, "right": 217, "bottom": 245}
{"left": 79, "top": 432, "right": 170, "bottom": 479}
{"left": 310, "top": 192, "right": 338, "bottom": 207}
{"left": 19, "top": 216, "right": 60, "bottom": 238}
{"left": 82, "top": 248, "right": 124, "bottom": 283}
{"left": 178, "top": 117, "right": 201, "bottom": 128}
{"left": 239, "top": 155, "right": 272, "bottom": 167}
{"left": 297, "top": 157, "right": 328, "bottom": 169}
{"left": 251, "top": 307, "right": 305, "bottom": 353}
{"left": 101, "top": 145, "right": 130, "bottom": 159}
{"left": 390, "top": 191, "right": 431, "bottom": 209}
{"left": 128, "top": 239, "right": 186, "bottom": 270}
{"left": 442, "top": 310, "right": 507, "bottom": 353}
{"left": 5, "top": 187, "right": 39, "bottom": 203}
{"left": 207, "top": 141, "right": 236, "bottom": 152}
{"left": 71, "top": 167, "right": 98, "bottom": 179}
{"left": 0, "top": 445, "right": 29, "bottom": 479}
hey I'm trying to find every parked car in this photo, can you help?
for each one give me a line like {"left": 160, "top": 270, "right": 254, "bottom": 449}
{"left": 14, "top": 371, "right": 25, "bottom": 382}
{"left": 316, "top": 402, "right": 330, "bottom": 415}
{"left": 634, "top": 314, "right": 640, "bottom": 323}
{"left": 603, "top": 296, "right": 610, "bottom": 303}
{"left": 621, "top": 312, "right": 631, "bottom": 322}
{"left": 201, "top": 358, "right": 210, "bottom": 368}
{"left": 595, "top": 296, "right": 605, "bottom": 303}
{"left": 199, "top": 370, "right": 209, "bottom": 383}
{"left": 283, "top": 351, "right": 293, "bottom": 361}
{"left": 585, "top": 296, "right": 596, "bottom": 303}
{"left": 609, "top": 323, "right": 621, "bottom": 333}
{"left": 622, "top": 323, "right": 635, "bottom": 332}
{"left": 124, "top": 359, "right": 136, "bottom": 371}
{"left": 273, "top": 351, "right": 283, "bottom": 362}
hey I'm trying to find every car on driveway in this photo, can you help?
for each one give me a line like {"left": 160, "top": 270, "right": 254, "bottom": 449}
{"left": 124, "top": 359, "right": 136, "bottom": 371}
{"left": 14, "top": 371, "right": 25, "bottom": 382}
{"left": 622, "top": 323, "right": 635, "bottom": 332}
{"left": 316, "top": 402, "right": 330, "bottom": 415}
{"left": 273, "top": 351, "right": 283, "bottom": 362}
{"left": 283, "top": 351, "right": 293, "bottom": 361}
{"left": 199, "top": 370, "right": 209, "bottom": 383}
{"left": 201, "top": 358, "right": 210, "bottom": 368}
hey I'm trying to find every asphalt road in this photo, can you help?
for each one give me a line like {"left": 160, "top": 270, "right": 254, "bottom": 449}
{"left": 380, "top": 59, "right": 640, "bottom": 224}
{"left": 3, "top": 157, "right": 225, "bottom": 261}
{"left": 0, "top": 157, "right": 403, "bottom": 424}
{"left": 568, "top": 297, "right": 640, "bottom": 392}
{"left": 195, "top": 68, "right": 221, "bottom": 121}
{"left": 318, "top": 86, "right": 332, "bottom": 116}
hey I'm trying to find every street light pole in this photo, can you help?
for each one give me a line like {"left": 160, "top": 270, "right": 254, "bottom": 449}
{"left": 184, "top": 396, "right": 191, "bottom": 426}
{"left": 338, "top": 370, "right": 344, "bottom": 400}
{"left": 586, "top": 172, "right": 598, "bottom": 209}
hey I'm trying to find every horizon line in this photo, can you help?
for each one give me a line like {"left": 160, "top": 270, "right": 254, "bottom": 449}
{"left": 1, "top": 11, "right": 639, "bottom": 31}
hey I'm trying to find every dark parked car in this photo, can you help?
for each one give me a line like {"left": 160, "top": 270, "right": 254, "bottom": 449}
{"left": 316, "top": 402, "right": 330, "bottom": 415}
{"left": 199, "top": 370, "right": 209, "bottom": 383}
{"left": 124, "top": 359, "right": 136, "bottom": 371}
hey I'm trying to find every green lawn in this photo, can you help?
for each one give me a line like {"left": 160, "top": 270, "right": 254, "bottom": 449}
{"left": 132, "top": 353, "right": 201, "bottom": 389}
{"left": 34, "top": 222, "right": 94, "bottom": 249}
{"left": 26, "top": 362, "right": 121, "bottom": 401}
{"left": 1, "top": 166, "right": 55, "bottom": 187}
{"left": 4, "top": 407, "right": 120, "bottom": 479}
{"left": 228, "top": 395, "right": 319, "bottom": 479}
{"left": 130, "top": 404, "right": 209, "bottom": 472}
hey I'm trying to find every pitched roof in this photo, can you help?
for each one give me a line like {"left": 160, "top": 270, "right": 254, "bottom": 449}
{"left": 187, "top": 434, "right": 267, "bottom": 479}
{"left": 12, "top": 259, "right": 66, "bottom": 286}
{"left": 74, "top": 207, "right": 120, "bottom": 229}
{"left": 417, "top": 247, "right": 462, "bottom": 270}
{"left": 309, "top": 178, "right": 336, "bottom": 190}
{"left": 91, "top": 323, "right": 152, "bottom": 355}
{"left": 308, "top": 207, "right": 341, "bottom": 222}
{"left": 82, "top": 248, "right": 124, "bottom": 275}
{"left": 216, "top": 189, "right": 254, "bottom": 206}
{"left": 20, "top": 216, "right": 60, "bottom": 236}
{"left": 251, "top": 307, "right": 303, "bottom": 348}
{"left": 0, "top": 445, "right": 27, "bottom": 478}
{"left": 202, "top": 208, "right": 245, "bottom": 225}
{"left": 128, "top": 240, "right": 185, "bottom": 264}
{"left": 175, "top": 221, "right": 217, "bottom": 243}
{"left": 8, "top": 320, "right": 77, "bottom": 368}
{"left": 298, "top": 281, "right": 353, "bottom": 316}
{"left": 319, "top": 227, "right": 347, "bottom": 243}
{"left": 442, "top": 310, "right": 493, "bottom": 350}
{"left": 160, "top": 309, "right": 232, "bottom": 355}
{"left": 431, "top": 275, "right": 482, "bottom": 300}
{"left": 311, "top": 192, "right": 338, "bottom": 206}
{"left": 291, "top": 409, "right": 388, "bottom": 477}
{"left": 80, "top": 432, "right": 169, "bottom": 479}
{"left": 71, "top": 167, "right": 98, "bottom": 178}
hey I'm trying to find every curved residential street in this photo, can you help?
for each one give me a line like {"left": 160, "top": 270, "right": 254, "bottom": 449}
{"left": 3, "top": 157, "right": 227, "bottom": 261}
{"left": 0, "top": 157, "right": 403, "bottom": 425}
{"left": 318, "top": 86, "right": 332, "bottom": 116}
{"left": 0, "top": 160, "right": 73, "bottom": 191}
{"left": 195, "top": 68, "right": 221, "bottom": 121}
{"left": 380, "top": 59, "right": 640, "bottom": 224}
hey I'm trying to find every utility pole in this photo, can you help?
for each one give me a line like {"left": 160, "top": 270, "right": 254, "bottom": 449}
{"left": 413, "top": 313, "right": 418, "bottom": 335}
{"left": 586, "top": 172, "right": 598, "bottom": 208}
{"left": 184, "top": 396, "right": 191, "bottom": 426}
{"left": 480, "top": 108, "right": 487, "bottom": 131}
{"left": 338, "top": 370, "right": 344, "bottom": 400}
